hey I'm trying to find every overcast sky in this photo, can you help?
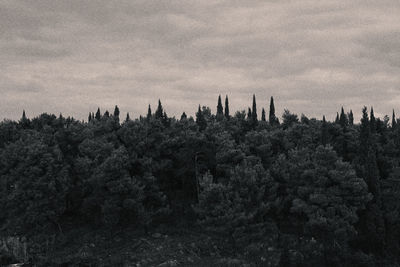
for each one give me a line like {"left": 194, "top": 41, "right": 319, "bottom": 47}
{"left": 1, "top": 0, "right": 399, "bottom": 121}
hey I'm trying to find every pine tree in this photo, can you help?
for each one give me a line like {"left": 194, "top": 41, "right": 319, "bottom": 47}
{"left": 269, "top": 96, "right": 277, "bottom": 126}
{"left": 251, "top": 94, "right": 257, "bottom": 124}
{"left": 339, "top": 107, "right": 348, "bottom": 127}
{"left": 196, "top": 105, "right": 206, "bottom": 130}
{"left": 224, "top": 95, "right": 230, "bottom": 120}
{"left": 216, "top": 95, "right": 224, "bottom": 120}
{"left": 335, "top": 112, "right": 339, "bottom": 124}
{"left": 360, "top": 106, "right": 370, "bottom": 152}
{"left": 392, "top": 109, "right": 396, "bottom": 129}
{"left": 88, "top": 112, "right": 92, "bottom": 122}
{"left": 370, "top": 107, "right": 376, "bottom": 133}
{"left": 20, "top": 110, "right": 30, "bottom": 128}
{"left": 348, "top": 110, "right": 354, "bottom": 126}
{"left": 22, "top": 110, "right": 27, "bottom": 121}
{"left": 261, "top": 108, "right": 266, "bottom": 122}
{"left": 125, "top": 112, "right": 130, "bottom": 122}
{"left": 95, "top": 108, "right": 101, "bottom": 120}
{"left": 247, "top": 107, "right": 252, "bottom": 120}
{"left": 147, "top": 104, "right": 152, "bottom": 120}
{"left": 113, "top": 105, "right": 120, "bottom": 121}
{"left": 181, "top": 112, "right": 187, "bottom": 120}
{"left": 155, "top": 100, "right": 163, "bottom": 119}
{"left": 321, "top": 115, "right": 328, "bottom": 145}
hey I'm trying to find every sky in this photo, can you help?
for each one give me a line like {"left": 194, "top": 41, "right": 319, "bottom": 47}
{"left": 1, "top": 0, "right": 400, "bottom": 121}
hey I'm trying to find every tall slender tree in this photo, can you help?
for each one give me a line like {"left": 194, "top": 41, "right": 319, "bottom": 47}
{"left": 269, "top": 96, "right": 277, "bottom": 126}
{"left": 370, "top": 107, "right": 376, "bottom": 133}
{"left": 216, "top": 95, "right": 224, "bottom": 120}
{"left": 113, "top": 105, "right": 120, "bottom": 122}
{"left": 261, "top": 108, "right": 266, "bottom": 122}
{"left": 224, "top": 95, "right": 230, "bottom": 120}
{"left": 147, "top": 104, "right": 152, "bottom": 120}
{"left": 348, "top": 110, "right": 354, "bottom": 126}
{"left": 20, "top": 110, "right": 30, "bottom": 128}
{"left": 339, "top": 107, "right": 348, "bottom": 127}
{"left": 251, "top": 94, "right": 257, "bottom": 124}
{"left": 125, "top": 112, "right": 130, "bottom": 122}
{"left": 95, "top": 108, "right": 101, "bottom": 120}
{"left": 247, "top": 107, "right": 252, "bottom": 120}
{"left": 88, "top": 112, "right": 92, "bottom": 122}
{"left": 321, "top": 115, "right": 328, "bottom": 145}
{"left": 392, "top": 109, "right": 397, "bottom": 129}
{"left": 335, "top": 112, "right": 340, "bottom": 124}
{"left": 155, "top": 100, "right": 163, "bottom": 119}
{"left": 196, "top": 105, "right": 206, "bottom": 130}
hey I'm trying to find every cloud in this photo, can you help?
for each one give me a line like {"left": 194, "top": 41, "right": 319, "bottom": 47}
{"left": 0, "top": 0, "right": 399, "bottom": 121}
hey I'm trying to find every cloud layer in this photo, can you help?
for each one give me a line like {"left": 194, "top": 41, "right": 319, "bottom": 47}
{"left": 1, "top": 0, "right": 400, "bottom": 121}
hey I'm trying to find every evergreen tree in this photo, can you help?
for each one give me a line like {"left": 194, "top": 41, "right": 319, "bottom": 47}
{"left": 216, "top": 95, "right": 224, "bottom": 120}
{"left": 155, "top": 100, "right": 163, "bottom": 119}
{"left": 247, "top": 107, "right": 252, "bottom": 120}
{"left": 261, "top": 108, "right": 266, "bottom": 122}
{"left": 196, "top": 105, "right": 207, "bottom": 130}
{"left": 181, "top": 112, "right": 187, "bottom": 120}
{"left": 269, "top": 96, "right": 277, "bottom": 126}
{"left": 125, "top": 112, "right": 130, "bottom": 122}
{"left": 224, "top": 95, "right": 230, "bottom": 120}
{"left": 321, "top": 115, "right": 328, "bottom": 145}
{"left": 104, "top": 110, "right": 110, "bottom": 117}
{"left": 22, "top": 110, "right": 27, "bottom": 121}
{"left": 113, "top": 105, "right": 120, "bottom": 122}
{"left": 20, "top": 110, "right": 30, "bottom": 128}
{"left": 147, "top": 104, "right": 152, "bottom": 120}
{"left": 88, "top": 112, "right": 92, "bottom": 122}
{"left": 251, "top": 94, "right": 257, "bottom": 124}
{"left": 370, "top": 107, "right": 376, "bottom": 133}
{"left": 339, "top": 107, "right": 348, "bottom": 127}
{"left": 335, "top": 112, "right": 339, "bottom": 124}
{"left": 95, "top": 108, "right": 101, "bottom": 120}
{"left": 392, "top": 109, "right": 396, "bottom": 129}
{"left": 348, "top": 110, "right": 354, "bottom": 126}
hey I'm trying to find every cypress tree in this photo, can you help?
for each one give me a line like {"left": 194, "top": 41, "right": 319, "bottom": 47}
{"left": 392, "top": 109, "right": 396, "bottom": 129}
{"left": 147, "top": 104, "right": 152, "bottom": 120}
{"left": 104, "top": 110, "right": 110, "bottom": 117}
{"left": 339, "top": 107, "right": 348, "bottom": 127}
{"left": 113, "top": 105, "right": 120, "bottom": 121}
{"left": 88, "top": 112, "right": 92, "bottom": 122}
{"left": 335, "top": 112, "right": 339, "bottom": 124}
{"left": 247, "top": 107, "right": 252, "bottom": 120}
{"left": 125, "top": 112, "right": 130, "bottom": 122}
{"left": 321, "top": 115, "right": 328, "bottom": 145}
{"left": 348, "top": 110, "right": 354, "bottom": 126}
{"left": 360, "top": 106, "right": 370, "bottom": 151}
{"left": 216, "top": 95, "right": 224, "bottom": 120}
{"left": 155, "top": 100, "right": 163, "bottom": 119}
{"left": 95, "top": 108, "right": 101, "bottom": 120}
{"left": 181, "top": 112, "right": 187, "bottom": 120}
{"left": 196, "top": 105, "right": 206, "bottom": 130}
{"left": 224, "top": 95, "right": 230, "bottom": 120}
{"left": 261, "top": 108, "right": 266, "bottom": 122}
{"left": 20, "top": 110, "right": 30, "bottom": 128}
{"left": 269, "top": 96, "right": 277, "bottom": 126}
{"left": 370, "top": 107, "right": 376, "bottom": 133}
{"left": 251, "top": 94, "right": 257, "bottom": 124}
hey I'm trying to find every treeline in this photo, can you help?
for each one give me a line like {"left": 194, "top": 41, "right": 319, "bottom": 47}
{"left": 0, "top": 95, "right": 400, "bottom": 266}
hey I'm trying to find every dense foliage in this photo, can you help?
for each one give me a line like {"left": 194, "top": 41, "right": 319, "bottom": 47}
{"left": 1, "top": 97, "right": 400, "bottom": 266}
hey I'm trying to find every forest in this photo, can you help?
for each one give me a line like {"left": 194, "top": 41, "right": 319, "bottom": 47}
{"left": 0, "top": 95, "right": 399, "bottom": 266}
